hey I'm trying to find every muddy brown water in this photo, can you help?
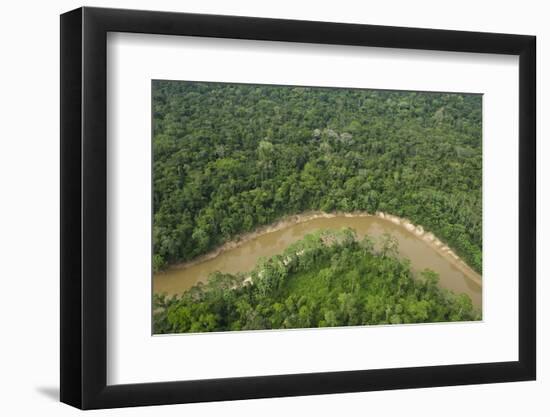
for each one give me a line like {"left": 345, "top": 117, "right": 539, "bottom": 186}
{"left": 153, "top": 216, "right": 482, "bottom": 308}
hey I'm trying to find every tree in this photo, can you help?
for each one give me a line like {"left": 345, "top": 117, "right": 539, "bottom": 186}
{"left": 380, "top": 233, "right": 399, "bottom": 257}
{"left": 257, "top": 140, "right": 275, "bottom": 180}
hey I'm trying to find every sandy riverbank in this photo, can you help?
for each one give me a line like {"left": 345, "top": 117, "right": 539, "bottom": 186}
{"left": 161, "top": 211, "right": 482, "bottom": 287}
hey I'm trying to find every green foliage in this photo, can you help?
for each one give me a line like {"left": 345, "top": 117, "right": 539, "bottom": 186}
{"left": 153, "top": 230, "right": 480, "bottom": 333}
{"left": 152, "top": 81, "right": 482, "bottom": 273}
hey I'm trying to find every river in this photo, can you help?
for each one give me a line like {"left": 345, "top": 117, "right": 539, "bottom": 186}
{"left": 153, "top": 214, "right": 482, "bottom": 308}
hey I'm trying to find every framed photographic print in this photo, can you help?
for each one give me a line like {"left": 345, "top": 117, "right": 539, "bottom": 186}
{"left": 60, "top": 6, "right": 536, "bottom": 409}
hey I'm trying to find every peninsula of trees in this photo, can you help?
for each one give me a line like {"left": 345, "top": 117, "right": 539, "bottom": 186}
{"left": 153, "top": 230, "right": 479, "bottom": 333}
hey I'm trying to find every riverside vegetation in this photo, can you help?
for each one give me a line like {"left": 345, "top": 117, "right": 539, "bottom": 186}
{"left": 153, "top": 230, "right": 480, "bottom": 333}
{"left": 152, "top": 81, "right": 482, "bottom": 333}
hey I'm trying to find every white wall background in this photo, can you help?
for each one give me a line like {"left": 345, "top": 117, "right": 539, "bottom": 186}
{"left": 0, "top": 0, "right": 546, "bottom": 415}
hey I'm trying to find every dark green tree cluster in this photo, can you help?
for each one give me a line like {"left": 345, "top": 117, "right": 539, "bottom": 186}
{"left": 152, "top": 81, "right": 482, "bottom": 273}
{"left": 153, "top": 230, "right": 480, "bottom": 334}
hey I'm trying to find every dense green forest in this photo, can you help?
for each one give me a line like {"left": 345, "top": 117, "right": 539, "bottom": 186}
{"left": 152, "top": 81, "right": 482, "bottom": 275}
{"left": 153, "top": 229, "right": 479, "bottom": 333}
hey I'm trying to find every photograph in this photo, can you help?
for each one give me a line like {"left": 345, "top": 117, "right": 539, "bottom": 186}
{"left": 151, "top": 81, "right": 483, "bottom": 334}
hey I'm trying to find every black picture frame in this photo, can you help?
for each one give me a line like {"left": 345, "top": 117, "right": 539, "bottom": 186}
{"left": 60, "top": 6, "right": 536, "bottom": 410}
